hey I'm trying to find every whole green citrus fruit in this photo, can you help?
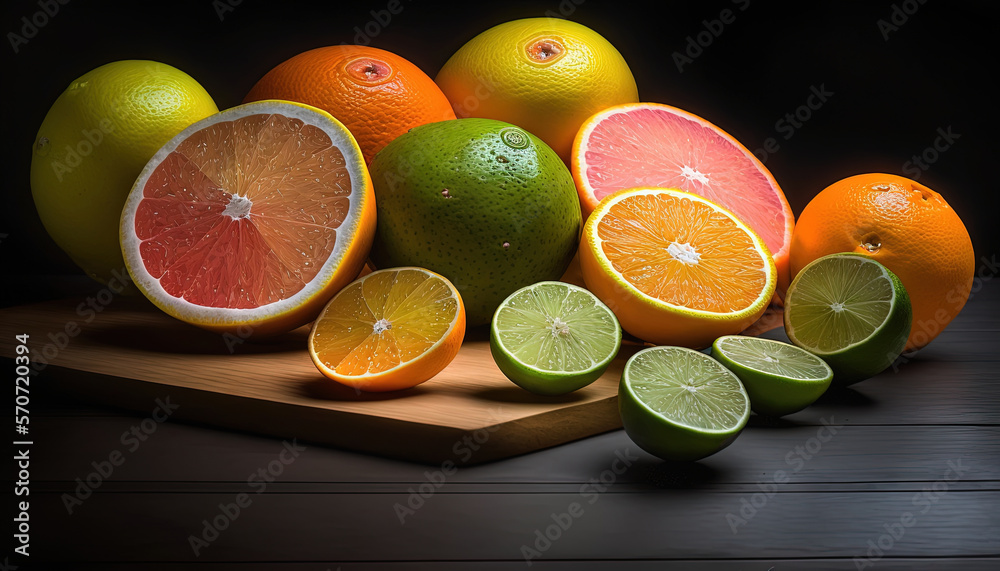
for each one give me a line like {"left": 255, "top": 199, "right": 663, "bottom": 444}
{"left": 30, "top": 60, "right": 218, "bottom": 286}
{"left": 368, "top": 118, "right": 581, "bottom": 325}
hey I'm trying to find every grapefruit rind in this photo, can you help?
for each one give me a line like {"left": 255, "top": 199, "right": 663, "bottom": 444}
{"left": 580, "top": 187, "right": 777, "bottom": 348}
{"left": 120, "top": 100, "right": 375, "bottom": 336}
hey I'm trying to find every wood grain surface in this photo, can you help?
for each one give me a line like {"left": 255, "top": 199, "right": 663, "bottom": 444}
{"left": 1, "top": 294, "right": 646, "bottom": 463}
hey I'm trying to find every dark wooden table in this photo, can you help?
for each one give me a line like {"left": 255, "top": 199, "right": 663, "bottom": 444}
{"left": 6, "top": 275, "right": 1000, "bottom": 570}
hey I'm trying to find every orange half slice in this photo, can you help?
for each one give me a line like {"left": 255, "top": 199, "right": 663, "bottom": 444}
{"left": 309, "top": 267, "right": 466, "bottom": 392}
{"left": 580, "top": 187, "right": 776, "bottom": 348}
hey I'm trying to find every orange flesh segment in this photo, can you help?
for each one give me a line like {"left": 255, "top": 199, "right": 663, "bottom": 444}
{"left": 312, "top": 270, "right": 459, "bottom": 376}
{"left": 584, "top": 107, "right": 787, "bottom": 258}
{"left": 597, "top": 193, "right": 768, "bottom": 313}
{"left": 134, "top": 113, "right": 351, "bottom": 309}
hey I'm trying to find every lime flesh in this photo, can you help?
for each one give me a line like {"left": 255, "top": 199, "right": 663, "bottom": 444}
{"left": 712, "top": 335, "right": 833, "bottom": 416}
{"left": 490, "top": 281, "right": 621, "bottom": 395}
{"left": 784, "top": 253, "right": 912, "bottom": 385}
{"left": 619, "top": 346, "right": 750, "bottom": 461}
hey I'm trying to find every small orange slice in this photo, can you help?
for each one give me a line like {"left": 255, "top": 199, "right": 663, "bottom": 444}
{"left": 120, "top": 100, "right": 375, "bottom": 337}
{"left": 309, "top": 267, "right": 466, "bottom": 392}
{"left": 580, "top": 187, "right": 776, "bottom": 348}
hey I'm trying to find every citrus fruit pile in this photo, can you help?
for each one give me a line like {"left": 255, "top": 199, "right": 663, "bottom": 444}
{"left": 30, "top": 16, "right": 976, "bottom": 459}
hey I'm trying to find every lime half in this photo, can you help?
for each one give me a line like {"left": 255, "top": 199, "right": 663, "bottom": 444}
{"left": 619, "top": 346, "right": 750, "bottom": 461}
{"left": 712, "top": 335, "right": 833, "bottom": 416}
{"left": 490, "top": 281, "right": 621, "bottom": 395}
{"left": 784, "top": 253, "right": 912, "bottom": 385}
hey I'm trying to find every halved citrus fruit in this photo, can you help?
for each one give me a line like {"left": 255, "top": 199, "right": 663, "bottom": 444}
{"left": 711, "top": 335, "right": 833, "bottom": 416}
{"left": 309, "top": 267, "right": 466, "bottom": 392}
{"left": 580, "top": 187, "right": 776, "bottom": 348}
{"left": 490, "top": 281, "right": 621, "bottom": 396}
{"left": 572, "top": 102, "right": 795, "bottom": 292}
{"left": 620, "top": 345, "right": 750, "bottom": 462}
{"left": 784, "top": 253, "right": 912, "bottom": 386}
{"left": 120, "top": 100, "right": 375, "bottom": 337}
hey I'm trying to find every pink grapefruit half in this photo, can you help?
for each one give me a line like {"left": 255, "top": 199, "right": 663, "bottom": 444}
{"left": 572, "top": 102, "right": 795, "bottom": 293}
{"left": 120, "top": 100, "right": 376, "bottom": 337}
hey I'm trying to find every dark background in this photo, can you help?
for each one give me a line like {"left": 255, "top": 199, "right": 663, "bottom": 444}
{"left": 1, "top": 0, "right": 996, "bottom": 296}
{"left": 2, "top": 2, "right": 999, "bottom": 567}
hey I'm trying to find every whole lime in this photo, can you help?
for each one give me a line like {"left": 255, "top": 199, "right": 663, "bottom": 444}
{"left": 368, "top": 118, "right": 581, "bottom": 325}
{"left": 30, "top": 60, "right": 218, "bottom": 286}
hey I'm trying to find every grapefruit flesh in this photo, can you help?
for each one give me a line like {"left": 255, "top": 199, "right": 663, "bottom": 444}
{"left": 573, "top": 103, "right": 794, "bottom": 292}
{"left": 121, "top": 101, "right": 375, "bottom": 336}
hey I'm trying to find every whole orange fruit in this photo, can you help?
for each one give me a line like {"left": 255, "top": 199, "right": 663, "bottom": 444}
{"left": 790, "top": 173, "right": 974, "bottom": 352}
{"left": 244, "top": 45, "right": 456, "bottom": 164}
{"left": 435, "top": 18, "right": 638, "bottom": 163}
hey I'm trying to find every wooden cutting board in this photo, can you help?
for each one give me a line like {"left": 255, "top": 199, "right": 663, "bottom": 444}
{"left": 0, "top": 294, "right": 782, "bottom": 465}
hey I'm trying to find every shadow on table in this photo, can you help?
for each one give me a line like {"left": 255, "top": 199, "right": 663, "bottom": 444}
{"left": 743, "top": 385, "right": 877, "bottom": 429}
{"left": 812, "top": 385, "right": 878, "bottom": 408}
{"left": 469, "top": 385, "right": 590, "bottom": 404}
{"left": 90, "top": 322, "right": 308, "bottom": 355}
{"left": 299, "top": 377, "right": 432, "bottom": 402}
{"left": 630, "top": 385, "right": 882, "bottom": 489}
{"left": 631, "top": 457, "right": 725, "bottom": 489}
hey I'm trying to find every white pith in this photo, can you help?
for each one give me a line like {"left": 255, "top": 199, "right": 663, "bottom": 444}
{"left": 549, "top": 317, "right": 570, "bottom": 336}
{"left": 667, "top": 241, "right": 701, "bottom": 265}
{"left": 680, "top": 164, "right": 710, "bottom": 185}
{"left": 372, "top": 318, "right": 392, "bottom": 334}
{"left": 222, "top": 194, "right": 252, "bottom": 219}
